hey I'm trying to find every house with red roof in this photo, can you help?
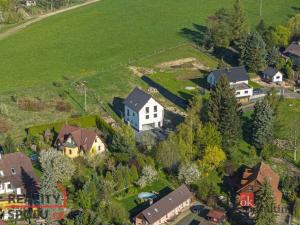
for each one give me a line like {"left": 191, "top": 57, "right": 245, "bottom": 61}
{"left": 55, "top": 125, "right": 106, "bottom": 158}
{"left": 237, "top": 162, "right": 282, "bottom": 206}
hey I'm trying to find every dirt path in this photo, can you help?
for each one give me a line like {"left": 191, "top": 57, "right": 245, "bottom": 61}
{"left": 0, "top": 0, "right": 100, "bottom": 41}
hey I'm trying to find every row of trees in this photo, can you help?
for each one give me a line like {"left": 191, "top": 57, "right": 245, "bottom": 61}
{"left": 206, "top": 0, "right": 300, "bottom": 77}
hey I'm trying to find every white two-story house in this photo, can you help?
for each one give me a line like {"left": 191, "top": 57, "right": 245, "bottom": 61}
{"left": 124, "top": 87, "right": 164, "bottom": 131}
{"left": 207, "top": 66, "right": 253, "bottom": 103}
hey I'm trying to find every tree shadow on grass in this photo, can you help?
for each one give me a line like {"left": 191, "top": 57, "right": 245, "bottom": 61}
{"left": 164, "top": 109, "right": 184, "bottom": 131}
{"left": 141, "top": 76, "right": 188, "bottom": 109}
{"left": 179, "top": 24, "right": 208, "bottom": 46}
{"left": 212, "top": 47, "right": 240, "bottom": 67}
{"left": 190, "top": 77, "right": 208, "bottom": 90}
{"left": 291, "top": 6, "right": 300, "bottom": 13}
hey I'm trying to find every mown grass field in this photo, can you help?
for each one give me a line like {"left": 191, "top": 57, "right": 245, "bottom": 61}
{"left": 0, "top": 0, "right": 299, "bottom": 94}
{"left": 1, "top": 0, "right": 300, "bottom": 141}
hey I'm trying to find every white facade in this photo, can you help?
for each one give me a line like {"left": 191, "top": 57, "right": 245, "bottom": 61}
{"left": 207, "top": 73, "right": 252, "bottom": 99}
{"left": 207, "top": 73, "right": 249, "bottom": 87}
{"left": 0, "top": 182, "right": 21, "bottom": 195}
{"left": 125, "top": 98, "right": 164, "bottom": 131}
{"left": 235, "top": 88, "right": 253, "bottom": 98}
{"left": 264, "top": 71, "right": 283, "bottom": 83}
{"left": 25, "top": 0, "right": 36, "bottom": 6}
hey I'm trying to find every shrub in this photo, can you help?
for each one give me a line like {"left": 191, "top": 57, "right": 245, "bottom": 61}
{"left": 294, "top": 198, "right": 300, "bottom": 219}
{"left": 55, "top": 101, "right": 72, "bottom": 112}
{"left": 52, "top": 81, "right": 63, "bottom": 87}
{"left": 0, "top": 118, "right": 11, "bottom": 134}
{"left": 0, "top": 104, "right": 8, "bottom": 116}
{"left": 18, "top": 97, "right": 45, "bottom": 111}
{"left": 136, "top": 166, "right": 158, "bottom": 188}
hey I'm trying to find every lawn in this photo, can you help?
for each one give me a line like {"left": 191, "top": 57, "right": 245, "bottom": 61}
{"left": 0, "top": 0, "right": 299, "bottom": 94}
{"left": 117, "top": 176, "right": 173, "bottom": 213}
{"left": 1, "top": 0, "right": 300, "bottom": 140}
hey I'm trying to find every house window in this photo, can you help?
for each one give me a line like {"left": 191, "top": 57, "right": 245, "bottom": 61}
{"left": 236, "top": 91, "right": 241, "bottom": 95}
{"left": 154, "top": 113, "right": 157, "bottom": 118}
{"left": 98, "top": 146, "right": 101, "bottom": 151}
{"left": 146, "top": 115, "right": 149, "bottom": 119}
{"left": 7, "top": 184, "right": 11, "bottom": 189}
{"left": 132, "top": 112, "right": 135, "bottom": 117}
{"left": 146, "top": 107, "right": 149, "bottom": 113}
{"left": 154, "top": 106, "right": 157, "bottom": 112}
{"left": 127, "top": 109, "right": 130, "bottom": 116}
{"left": 11, "top": 168, "right": 16, "bottom": 175}
{"left": 276, "top": 76, "right": 280, "bottom": 79}
{"left": 69, "top": 149, "right": 72, "bottom": 155}
{"left": 244, "top": 90, "right": 248, "bottom": 94}
{"left": 158, "top": 122, "right": 161, "bottom": 127}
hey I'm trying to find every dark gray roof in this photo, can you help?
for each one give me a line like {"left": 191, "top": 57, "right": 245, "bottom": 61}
{"left": 211, "top": 66, "right": 249, "bottom": 83}
{"left": 139, "top": 184, "right": 193, "bottom": 224}
{"left": 284, "top": 43, "right": 300, "bottom": 57}
{"left": 231, "top": 82, "right": 251, "bottom": 91}
{"left": 124, "top": 87, "right": 152, "bottom": 112}
{"left": 263, "top": 67, "right": 279, "bottom": 78}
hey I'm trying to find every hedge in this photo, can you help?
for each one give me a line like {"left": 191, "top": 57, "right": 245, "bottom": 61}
{"left": 27, "top": 115, "right": 102, "bottom": 137}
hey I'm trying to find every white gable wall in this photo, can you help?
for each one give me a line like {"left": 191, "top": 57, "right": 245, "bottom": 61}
{"left": 139, "top": 98, "right": 164, "bottom": 131}
{"left": 272, "top": 72, "right": 283, "bottom": 82}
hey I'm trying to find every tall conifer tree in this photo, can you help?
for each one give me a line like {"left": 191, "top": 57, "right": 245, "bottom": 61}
{"left": 255, "top": 178, "right": 277, "bottom": 225}
{"left": 207, "top": 76, "right": 241, "bottom": 152}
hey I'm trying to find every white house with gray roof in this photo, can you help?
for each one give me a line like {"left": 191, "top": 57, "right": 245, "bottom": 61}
{"left": 207, "top": 66, "right": 253, "bottom": 103}
{"left": 263, "top": 67, "right": 283, "bottom": 83}
{"left": 124, "top": 87, "right": 164, "bottom": 131}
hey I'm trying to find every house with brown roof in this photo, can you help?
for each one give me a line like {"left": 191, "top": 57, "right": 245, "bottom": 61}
{"left": 237, "top": 162, "right": 282, "bottom": 206}
{"left": 206, "top": 209, "right": 226, "bottom": 224}
{"left": 284, "top": 42, "right": 300, "bottom": 65}
{"left": 55, "top": 125, "right": 106, "bottom": 158}
{"left": 0, "top": 152, "right": 39, "bottom": 220}
{"left": 134, "top": 184, "right": 194, "bottom": 225}
{"left": 0, "top": 152, "right": 38, "bottom": 196}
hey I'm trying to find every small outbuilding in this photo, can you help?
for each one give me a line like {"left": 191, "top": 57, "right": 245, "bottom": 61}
{"left": 263, "top": 67, "right": 283, "bottom": 83}
{"left": 207, "top": 209, "right": 226, "bottom": 224}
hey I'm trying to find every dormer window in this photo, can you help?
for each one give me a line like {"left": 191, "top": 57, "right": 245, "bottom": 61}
{"left": 11, "top": 168, "right": 16, "bottom": 175}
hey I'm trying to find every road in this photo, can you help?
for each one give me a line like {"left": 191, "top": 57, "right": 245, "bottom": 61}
{"left": 0, "top": 0, "right": 100, "bottom": 41}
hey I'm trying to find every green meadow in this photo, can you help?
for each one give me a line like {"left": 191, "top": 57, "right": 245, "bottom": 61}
{"left": 0, "top": 0, "right": 299, "bottom": 94}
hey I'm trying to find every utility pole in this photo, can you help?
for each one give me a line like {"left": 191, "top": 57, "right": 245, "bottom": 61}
{"left": 260, "top": 0, "right": 263, "bottom": 17}
{"left": 76, "top": 81, "right": 88, "bottom": 112}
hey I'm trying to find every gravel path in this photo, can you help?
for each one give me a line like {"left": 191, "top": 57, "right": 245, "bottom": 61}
{"left": 0, "top": 0, "right": 100, "bottom": 41}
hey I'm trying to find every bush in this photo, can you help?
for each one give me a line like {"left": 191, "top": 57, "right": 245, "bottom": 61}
{"left": 18, "top": 97, "right": 46, "bottom": 111}
{"left": 294, "top": 198, "right": 300, "bottom": 219}
{"left": 55, "top": 101, "right": 72, "bottom": 112}
{"left": 52, "top": 81, "right": 63, "bottom": 87}
{"left": 27, "top": 115, "right": 99, "bottom": 137}
{"left": 0, "top": 118, "right": 11, "bottom": 134}
{"left": 0, "top": 104, "right": 9, "bottom": 116}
